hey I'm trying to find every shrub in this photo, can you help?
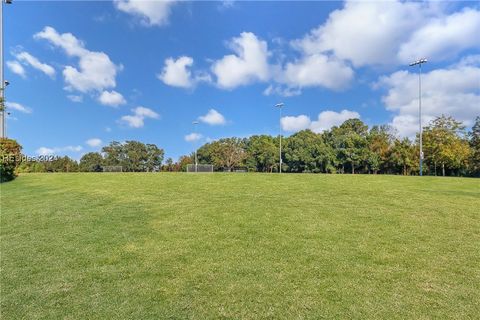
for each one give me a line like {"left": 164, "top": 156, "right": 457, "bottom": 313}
{"left": 0, "top": 138, "right": 22, "bottom": 182}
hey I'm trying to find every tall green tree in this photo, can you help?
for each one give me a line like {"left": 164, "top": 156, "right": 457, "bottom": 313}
{"left": 423, "top": 115, "right": 470, "bottom": 176}
{"left": 177, "top": 155, "right": 193, "bottom": 172}
{"left": 284, "top": 130, "right": 335, "bottom": 173}
{"left": 468, "top": 116, "right": 480, "bottom": 176}
{"left": 327, "top": 119, "right": 368, "bottom": 174}
{"left": 390, "top": 138, "right": 416, "bottom": 175}
{"left": 196, "top": 142, "right": 216, "bottom": 167}
{"left": 102, "top": 141, "right": 164, "bottom": 172}
{"left": 145, "top": 143, "right": 164, "bottom": 172}
{"left": 163, "top": 157, "right": 174, "bottom": 172}
{"left": 210, "top": 138, "right": 246, "bottom": 171}
{"left": 245, "top": 135, "right": 277, "bottom": 172}
{"left": 79, "top": 152, "right": 104, "bottom": 172}
{"left": 44, "top": 156, "right": 79, "bottom": 172}
{"left": 102, "top": 141, "right": 124, "bottom": 166}
{"left": 367, "top": 125, "right": 394, "bottom": 174}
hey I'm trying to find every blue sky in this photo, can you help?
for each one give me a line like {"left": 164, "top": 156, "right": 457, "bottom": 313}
{"left": 4, "top": 0, "right": 480, "bottom": 160}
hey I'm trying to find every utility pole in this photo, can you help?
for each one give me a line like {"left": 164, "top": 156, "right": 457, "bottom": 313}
{"left": 409, "top": 58, "right": 427, "bottom": 176}
{"left": 0, "top": 0, "right": 12, "bottom": 138}
{"left": 0, "top": 0, "right": 5, "bottom": 138}
{"left": 275, "top": 103, "right": 284, "bottom": 173}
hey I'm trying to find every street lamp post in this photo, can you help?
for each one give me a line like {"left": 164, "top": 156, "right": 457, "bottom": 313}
{"left": 3, "top": 79, "right": 8, "bottom": 136}
{"left": 192, "top": 121, "right": 199, "bottom": 173}
{"left": 275, "top": 103, "right": 284, "bottom": 173}
{"left": 0, "top": 0, "right": 12, "bottom": 138}
{"left": 409, "top": 58, "right": 427, "bottom": 176}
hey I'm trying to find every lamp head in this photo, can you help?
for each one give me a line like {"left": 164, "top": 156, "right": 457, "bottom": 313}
{"left": 409, "top": 58, "right": 428, "bottom": 66}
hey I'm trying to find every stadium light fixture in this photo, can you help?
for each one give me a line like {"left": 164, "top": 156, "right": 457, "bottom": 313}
{"left": 275, "top": 103, "right": 284, "bottom": 173}
{"left": 192, "top": 121, "right": 199, "bottom": 173}
{"left": 409, "top": 58, "right": 427, "bottom": 176}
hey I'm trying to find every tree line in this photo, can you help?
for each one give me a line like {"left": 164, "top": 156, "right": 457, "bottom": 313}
{"left": 191, "top": 115, "right": 479, "bottom": 177}
{"left": 14, "top": 140, "right": 165, "bottom": 174}
{"left": 2, "top": 114, "right": 479, "bottom": 180}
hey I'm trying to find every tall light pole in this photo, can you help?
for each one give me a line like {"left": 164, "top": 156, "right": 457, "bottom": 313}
{"left": 0, "top": 0, "right": 12, "bottom": 138}
{"left": 409, "top": 58, "right": 427, "bottom": 176}
{"left": 275, "top": 103, "right": 284, "bottom": 173}
{"left": 192, "top": 121, "right": 199, "bottom": 173}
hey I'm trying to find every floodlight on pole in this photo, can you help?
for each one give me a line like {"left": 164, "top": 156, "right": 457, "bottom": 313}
{"left": 409, "top": 58, "right": 427, "bottom": 176}
{"left": 275, "top": 103, "right": 284, "bottom": 173}
{"left": 0, "top": 0, "right": 12, "bottom": 138}
{"left": 192, "top": 121, "right": 199, "bottom": 173}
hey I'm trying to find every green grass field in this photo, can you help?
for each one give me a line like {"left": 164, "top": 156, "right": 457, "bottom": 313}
{"left": 1, "top": 173, "right": 479, "bottom": 319}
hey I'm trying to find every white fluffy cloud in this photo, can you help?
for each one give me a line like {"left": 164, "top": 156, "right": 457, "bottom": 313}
{"left": 198, "top": 109, "right": 226, "bottom": 126}
{"left": 209, "top": 31, "right": 354, "bottom": 94}
{"left": 120, "top": 106, "right": 159, "bottom": 128}
{"left": 34, "top": 26, "right": 122, "bottom": 94}
{"left": 62, "top": 52, "right": 120, "bottom": 93}
{"left": 134, "top": 106, "right": 159, "bottom": 118}
{"left": 114, "top": 0, "right": 176, "bottom": 27}
{"left": 86, "top": 138, "right": 102, "bottom": 147}
{"left": 377, "top": 56, "right": 480, "bottom": 137}
{"left": 280, "top": 115, "right": 311, "bottom": 132}
{"left": 294, "top": 1, "right": 480, "bottom": 67}
{"left": 281, "top": 110, "right": 361, "bottom": 133}
{"left": 34, "top": 26, "right": 86, "bottom": 56}
{"left": 121, "top": 115, "right": 144, "bottom": 128}
{"left": 158, "top": 56, "right": 194, "bottom": 88}
{"left": 98, "top": 90, "right": 126, "bottom": 107}
{"left": 184, "top": 132, "right": 203, "bottom": 142}
{"left": 263, "top": 85, "right": 301, "bottom": 97}
{"left": 294, "top": 1, "right": 424, "bottom": 67}
{"left": 281, "top": 54, "right": 354, "bottom": 90}
{"left": 36, "top": 147, "right": 55, "bottom": 156}
{"left": 161, "top": 31, "right": 352, "bottom": 94}
{"left": 6, "top": 61, "right": 26, "bottom": 78}
{"left": 5, "top": 102, "right": 32, "bottom": 114}
{"left": 212, "top": 32, "right": 270, "bottom": 89}
{"left": 15, "top": 51, "right": 55, "bottom": 78}
{"left": 310, "top": 110, "right": 361, "bottom": 132}
{"left": 257, "top": 1, "right": 479, "bottom": 97}
{"left": 398, "top": 8, "right": 480, "bottom": 63}
{"left": 36, "top": 145, "right": 83, "bottom": 156}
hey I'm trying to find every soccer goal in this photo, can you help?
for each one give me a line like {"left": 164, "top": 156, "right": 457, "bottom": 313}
{"left": 186, "top": 164, "right": 213, "bottom": 173}
{"left": 102, "top": 166, "right": 123, "bottom": 172}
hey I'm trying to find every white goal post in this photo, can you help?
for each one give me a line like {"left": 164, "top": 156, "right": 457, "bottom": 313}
{"left": 186, "top": 164, "right": 213, "bottom": 173}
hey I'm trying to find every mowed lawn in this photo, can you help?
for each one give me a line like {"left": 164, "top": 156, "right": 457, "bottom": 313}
{"left": 1, "top": 173, "right": 479, "bottom": 319}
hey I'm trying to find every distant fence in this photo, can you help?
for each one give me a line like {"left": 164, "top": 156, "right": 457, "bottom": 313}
{"left": 186, "top": 164, "right": 213, "bottom": 173}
